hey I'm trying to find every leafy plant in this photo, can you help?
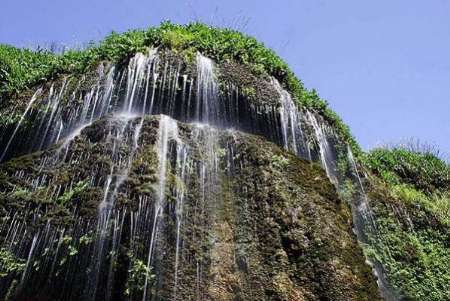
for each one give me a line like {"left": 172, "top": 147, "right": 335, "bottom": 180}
{"left": 57, "top": 181, "right": 89, "bottom": 205}
{"left": 0, "top": 248, "right": 26, "bottom": 278}
{"left": 364, "top": 147, "right": 449, "bottom": 193}
{"left": 125, "top": 256, "right": 155, "bottom": 297}
{"left": 271, "top": 154, "right": 289, "bottom": 169}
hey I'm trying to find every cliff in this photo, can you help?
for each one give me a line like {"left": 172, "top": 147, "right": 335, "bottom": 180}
{"left": 0, "top": 22, "right": 448, "bottom": 301}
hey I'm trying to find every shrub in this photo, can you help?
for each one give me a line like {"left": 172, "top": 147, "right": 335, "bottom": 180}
{"left": 364, "top": 147, "right": 450, "bottom": 193}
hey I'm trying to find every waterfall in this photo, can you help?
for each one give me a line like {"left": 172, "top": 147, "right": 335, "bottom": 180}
{"left": 271, "top": 79, "right": 396, "bottom": 299}
{"left": 77, "top": 114, "right": 139, "bottom": 300}
{"left": 125, "top": 49, "right": 158, "bottom": 114}
{"left": 271, "top": 77, "right": 339, "bottom": 181}
{"left": 195, "top": 53, "right": 219, "bottom": 123}
{"left": 0, "top": 49, "right": 393, "bottom": 300}
{"left": 305, "top": 110, "right": 339, "bottom": 185}
{"left": 38, "top": 77, "right": 68, "bottom": 150}
{"left": 143, "top": 115, "right": 180, "bottom": 301}
{"left": 173, "top": 143, "right": 188, "bottom": 295}
{"left": 347, "top": 146, "right": 377, "bottom": 232}
{"left": 272, "top": 78, "right": 303, "bottom": 156}
{"left": 347, "top": 147, "right": 400, "bottom": 301}
{"left": 0, "top": 50, "right": 275, "bottom": 163}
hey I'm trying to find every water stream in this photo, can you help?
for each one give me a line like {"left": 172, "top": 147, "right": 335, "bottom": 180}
{"left": 0, "top": 49, "right": 396, "bottom": 300}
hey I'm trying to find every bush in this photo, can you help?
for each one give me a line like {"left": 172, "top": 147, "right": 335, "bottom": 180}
{"left": 364, "top": 147, "right": 450, "bottom": 193}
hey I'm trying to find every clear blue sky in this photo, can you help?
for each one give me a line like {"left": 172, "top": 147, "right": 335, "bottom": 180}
{"left": 1, "top": 0, "right": 449, "bottom": 153}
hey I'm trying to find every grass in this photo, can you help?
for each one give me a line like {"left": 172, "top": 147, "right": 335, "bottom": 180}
{"left": 0, "top": 21, "right": 359, "bottom": 154}
{"left": 363, "top": 147, "right": 449, "bottom": 193}
{"left": 391, "top": 183, "right": 450, "bottom": 225}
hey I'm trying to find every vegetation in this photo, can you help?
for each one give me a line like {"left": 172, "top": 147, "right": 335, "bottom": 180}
{"left": 364, "top": 147, "right": 449, "bottom": 193}
{"left": 0, "top": 21, "right": 358, "bottom": 152}
{"left": 0, "top": 248, "right": 25, "bottom": 278}
{"left": 57, "top": 181, "right": 89, "bottom": 205}
{"left": 363, "top": 147, "right": 450, "bottom": 300}
{"left": 125, "top": 256, "right": 154, "bottom": 297}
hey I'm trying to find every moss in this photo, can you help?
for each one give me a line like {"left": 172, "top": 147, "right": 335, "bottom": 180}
{"left": 222, "top": 133, "right": 381, "bottom": 300}
{"left": 217, "top": 60, "right": 279, "bottom": 106}
{"left": 0, "top": 114, "right": 384, "bottom": 300}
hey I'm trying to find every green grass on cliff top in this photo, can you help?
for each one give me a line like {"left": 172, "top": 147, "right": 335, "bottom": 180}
{"left": 0, "top": 21, "right": 357, "bottom": 152}
{"left": 364, "top": 146, "right": 449, "bottom": 194}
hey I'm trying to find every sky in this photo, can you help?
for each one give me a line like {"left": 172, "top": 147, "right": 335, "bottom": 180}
{"left": 1, "top": 0, "right": 449, "bottom": 154}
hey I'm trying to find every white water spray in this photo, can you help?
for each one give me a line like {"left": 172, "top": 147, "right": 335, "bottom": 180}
{"left": 0, "top": 88, "right": 42, "bottom": 161}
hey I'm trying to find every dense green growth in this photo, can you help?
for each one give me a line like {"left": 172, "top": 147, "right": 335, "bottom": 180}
{"left": 364, "top": 147, "right": 449, "bottom": 193}
{"left": 363, "top": 147, "right": 450, "bottom": 300}
{"left": 0, "top": 248, "right": 25, "bottom": 278}
{"left": 0, "top": 21, "right": 358, "bottom": 153}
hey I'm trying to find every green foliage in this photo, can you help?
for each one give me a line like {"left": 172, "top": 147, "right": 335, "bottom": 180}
{"left": 338, "top": 179, "right": 356, "bottom": 201}
{"left": 431, "top": 191, "right": 450, "bottom": 224}
{"left": 391, "top": 184, "right": 450, "bottom": 226}
{"left": 0, "top": 45, "right": 57, "bottom": 98}
{"left": 0, "top": 248, "right": 26, "bottom": 277}
{"left": 57, "top": 181, "right": 89, "bottom": 205}
{"left": 241, "top": 86, "right": 256, "bottom": 99}
{"left": 125, "top": 256, "right": 154, "bottom": 297}
{"left": 11, "top": 188, "right": 32, "bottom": 202}
{"left": 0, "top": 113, "right": 22, "bottom": 127}
{"left": 364, "top": 148, "right": 449, "bottom": 193}
{"left": 366, "top": 211, "right": 450, "bottom": 300}
{"left": 271, "top": 154, "right": 289, "bottom": 169}
{"left": 363, "top": 146, "right": 450, "bottom": 300}
{"left": 0, "top": 21, "right": 358, "bottom": 152}
{"left": 79, "top": 232, "right": 94, "bottom": 246}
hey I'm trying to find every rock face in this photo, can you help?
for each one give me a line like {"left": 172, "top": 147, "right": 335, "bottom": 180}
{"left": 0, "top": 49, "right": 381, "bottom": 300}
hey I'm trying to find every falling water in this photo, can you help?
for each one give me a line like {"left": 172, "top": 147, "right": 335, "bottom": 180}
{"left": 346, "top": 146, "right": 400, "bottom": 301}
{"left": 125, "top": 49, "right": 158, "bottom": 114}
{"left": 272, "top": 78, "right": 301, "bottom": 154}
{"left": 54, "top": 121, "right": 93, "bottom": 163}
{"left": 0, "top": 88, "right": 42, "bottom": 161}
{"left": 20, "top": 233, "right": 39, "bottom": 285}
{"left": 38, "top": 77, "right": 68, "bottom": 150}
{"left": 173, "top": 145, "right": 188, "bottom": 294}
{"left": 195, "top": 53, "right": 219, "bottom": 123}
{"left": 0, "top": 49, "right": 396, "bottom": 300}
{"left": 143, "top": 115, "right": 180, "bottom": 301}
{"left": 347, "top": 146, "right": 377, "bottom": 231}
{"left": 85, "top": 114, "right": 143, "bottom": 301}
{"left": 306, "top": 110, "right": 338, "bottom": 184}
